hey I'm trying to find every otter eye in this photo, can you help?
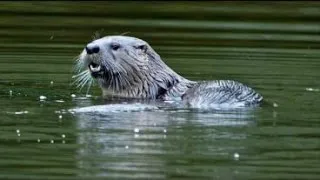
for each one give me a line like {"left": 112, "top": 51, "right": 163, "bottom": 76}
{"left": 135, "top": 44, "right": 147, "bottom": 52}
{"left": 111, "top": 43, "right": 120, "bottom": 51}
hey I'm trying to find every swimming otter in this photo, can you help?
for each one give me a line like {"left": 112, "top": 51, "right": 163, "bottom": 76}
{"left": 73, "top": 35, "right": 263, "bottom": 109}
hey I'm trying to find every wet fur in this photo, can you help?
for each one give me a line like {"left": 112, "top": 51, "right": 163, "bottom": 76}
{"left": 73, "top": 35, "right": 263, "bottom": 108}
{"left": 74, "top": 36, "right": 194, "bottom": 100}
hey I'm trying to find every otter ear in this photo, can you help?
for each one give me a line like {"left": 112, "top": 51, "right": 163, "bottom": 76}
{"left": 134, "top": 44, "right": 148, "bottom": 53}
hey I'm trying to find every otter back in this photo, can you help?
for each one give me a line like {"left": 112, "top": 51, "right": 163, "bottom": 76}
{"left": 182, "top": 80, "right": 263, "bottom": 109}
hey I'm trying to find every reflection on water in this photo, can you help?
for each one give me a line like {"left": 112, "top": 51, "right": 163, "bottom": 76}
{"left": 73, "top": 97, "right": 258, "bottom": 179}
{"left": 0, "top": 1, "right": 320, "bottom": 180}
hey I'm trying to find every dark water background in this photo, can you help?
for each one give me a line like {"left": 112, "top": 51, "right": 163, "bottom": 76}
{"left": 0, "top": 2, "right": 319, "bottom": 180}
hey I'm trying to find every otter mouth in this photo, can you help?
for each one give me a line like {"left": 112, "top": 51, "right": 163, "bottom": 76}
{"left": 88, "top": 62, "right": 103, "bottom": 78}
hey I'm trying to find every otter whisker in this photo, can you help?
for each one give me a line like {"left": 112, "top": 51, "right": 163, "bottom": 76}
{"left": 82, "top": 78, "right": 92, "bottom": 91}
{"left": 76, "top": 76, "right": 90, "bottom": 89}
{"left": 72, "top": 75, "right": 87, "bottom": 87}
{"left": 72, "top": 70, "right": 93, "bottom": 91}
{"left": 92, "top": 29, "right": 104, "bottom": 40}
{"left": 72, "top": 71, "right": 90, "bottom": 85}
{"left": 72, "top": 53, "right": 83, "bottom": 70}
{"left": 74, "top": 55, "right": 88, "bottom": 73}
{"left": 120, "top": 31, "right": 131, "bottom": 36}
{"left": 72, "top": 69, "right": 90, "bottom": 78}
{"left": 86, "top": 78, "right": 94, "bottom": 95}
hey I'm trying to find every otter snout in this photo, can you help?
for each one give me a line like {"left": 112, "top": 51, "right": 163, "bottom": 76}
{"left": 85, "top": 43, "right": 103, "bottom": 77}
{"left": 85, "top": 43, "right": 100, "bottom": 55}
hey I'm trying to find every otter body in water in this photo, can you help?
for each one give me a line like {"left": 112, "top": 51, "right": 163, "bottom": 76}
{"left": 74, "top": 35, "right": 263, "bottom": 109}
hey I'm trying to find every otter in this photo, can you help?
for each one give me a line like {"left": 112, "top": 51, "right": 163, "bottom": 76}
{"left": 73, "top": 35, "right": 263, "bottom": 109}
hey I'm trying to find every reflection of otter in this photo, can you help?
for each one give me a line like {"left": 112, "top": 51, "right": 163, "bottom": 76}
{"left": 74, "top": 36, "right": 263, "bottom": 108}
{"left": 74, "top": 104, "right": 254, "bottom": 178}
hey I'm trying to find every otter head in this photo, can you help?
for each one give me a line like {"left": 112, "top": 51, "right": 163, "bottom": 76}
{"left": 83, "top": 36, "right": 149, "bottom": 78}
{"left": 74, "top": 35, "right": 185, "bottom": 99}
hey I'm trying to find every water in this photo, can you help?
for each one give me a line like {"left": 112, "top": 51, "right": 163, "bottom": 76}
{"left": 0, "top": 2, "right": 319, "bottom": 180}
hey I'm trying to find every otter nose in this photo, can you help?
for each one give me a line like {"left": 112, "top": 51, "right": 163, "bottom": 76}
{"left": 85, "top": 43, "right": 100, "bottom": 54}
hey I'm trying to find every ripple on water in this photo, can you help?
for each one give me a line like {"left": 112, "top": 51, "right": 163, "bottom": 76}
{"left": 69, "top": 103, "right": 159, "bottom": 114}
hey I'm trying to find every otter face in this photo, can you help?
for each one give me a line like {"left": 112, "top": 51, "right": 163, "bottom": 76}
{"left": 74, "top": 36, "right": 153, "bottom": 92}
{"left": 82, "top": 36, "right": 149, "bottom": 78}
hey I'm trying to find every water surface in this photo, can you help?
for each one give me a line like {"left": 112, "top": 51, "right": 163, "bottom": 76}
{"left": 0, "top": 2, "right": 319, "bottom": 180}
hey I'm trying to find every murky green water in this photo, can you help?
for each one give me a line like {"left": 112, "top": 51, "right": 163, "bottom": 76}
{"left": 0, "top": 2, "right": 319, "bottom": 180}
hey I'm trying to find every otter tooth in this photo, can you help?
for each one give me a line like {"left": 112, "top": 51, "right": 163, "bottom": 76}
{"left": 89, "top": 64, "right": 101, "bottom": 72}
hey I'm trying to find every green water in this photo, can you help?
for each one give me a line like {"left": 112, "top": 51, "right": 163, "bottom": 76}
{"left": 0, "top": 2, "right": 319, "bottom": 180}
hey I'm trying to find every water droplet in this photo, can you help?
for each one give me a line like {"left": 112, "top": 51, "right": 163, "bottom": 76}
{"left": 234, "top": 153, "right": 240, "bottom": 160}
{"left": 39, "top": 95, "right": 47, "bottom": 101}
{"left": 125, "top": 145, "right": 129, "bottom": 149}
{"left": 16, "top": 129, "right": 20, "bottom": 134}
{"left": 305, "top": 87, "right": 319, "bottom": 92}
{"left": 50, "top": 140, "right": 54, "bottom": 144}
{"left": 134, "top": 128, "right": 140, "bottom": 133}
{"left": 163, "top": 129, "right": 167, "bottom": 133}
{"left": 134, "top": 134, "right": 139, "bottom": 138}
{"left": 50, "top": 81, "right": 54, "bottom": 85}
{"left": 85, "top": 94, "right": 92, "bottom": 98}
{"left": 71, "top": 94, "right": 76, "bottom": 98}
{"left": 37, "top": 138, "right": 40, "bottom": 143}
{"left": 61, "top": 134, "right": 66, "bottom": 138}
{"left": 59, "top": 115, "right": 62, "bottom": 119}
{"left": 62, "top": 140, "right": 65, "bottom": 144}
{"left": 17, "top": 133, "right": 21, "bottom": 137}
{"left": 9, "top": 90, "right": 13, "bottom": 96}
{"left": 273, "top": 102, "right": 278, "bottom": 108}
